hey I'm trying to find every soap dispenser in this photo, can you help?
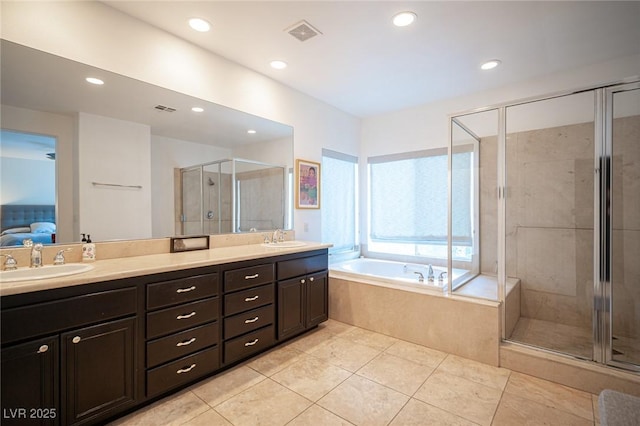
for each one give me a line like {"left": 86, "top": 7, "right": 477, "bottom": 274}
{"left": 82, "top": 234, "right": 96, "bottom": 262}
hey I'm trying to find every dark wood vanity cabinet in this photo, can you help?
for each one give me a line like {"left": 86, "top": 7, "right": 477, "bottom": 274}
{"left": 144, "top": 271, "right": 221, "bottom": 397}
{"left": 0, "top": 248, "right": 328, "bottom": 425}
{"left": 1, "top": 284, "right": 139, "bottom": 426}
{"left": 1, "top": 336, "right": 59, "bottom": 426}
{"left": 221, "top": 262, "right": 276, "bottom": 365}
{"left": 277, "top": 253, "right": 329, "bottom": 341}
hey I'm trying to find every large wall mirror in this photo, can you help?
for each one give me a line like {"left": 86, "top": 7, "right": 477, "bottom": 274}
{"left": 0, "top": 40, "right": 294, "bottom": 246}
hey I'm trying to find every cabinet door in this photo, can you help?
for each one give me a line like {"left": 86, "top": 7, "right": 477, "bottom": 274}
{"left": 277, "top": 278, "right": 305, "bottom": 340}
{"left": 1, "top": 336, "right": 59, "bottom": 426}
{"left": 62, "top": 317, "right": 136, "bottom": 425}
{"left": 306, "top": 271, "right": 328, "bottom": 328}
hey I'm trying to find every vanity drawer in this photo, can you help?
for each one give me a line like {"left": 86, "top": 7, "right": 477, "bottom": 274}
{"left": 147, "top": 273, "right": 219, "bottom": 310}
{"left": 147, "top": 297, "right": 219, "bottom": 339}
{"left": 147, "top": 346, "right": 220, "bottom": 397}
{"left": 224, "top": 325, "right": 275, "bottom": 365}
{"left": 277, "top": 254, "right": 328, "bottom": 281}
{"left": 224, "top": 305, "right": 274, "bottom": 340}
{"left": 1, "top": 287, "right": 137, "bottom": 345}
{"left": 146, "top": 321, "right": 219, "bottom": 368}
{"left": 224, "top": 263, "right": 274, "bottom": 292}
{"left": 224, "top": 284, "right": 274, "bottom": 316}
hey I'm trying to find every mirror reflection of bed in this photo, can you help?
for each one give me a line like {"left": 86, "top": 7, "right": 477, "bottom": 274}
{"left": 0, "top": 205, "right": 56, "bottom": 246}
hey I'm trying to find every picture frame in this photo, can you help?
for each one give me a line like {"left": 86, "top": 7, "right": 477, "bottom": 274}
{"left": 295, "top": 159, "right": 320, "bottom": 209}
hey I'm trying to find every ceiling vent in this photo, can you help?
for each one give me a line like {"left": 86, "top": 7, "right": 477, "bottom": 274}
{"left": 286, "top": 20, "right": 322, "bottom": 42}
{"left": 154, "top": 104, "right": 176, "bottom": 112}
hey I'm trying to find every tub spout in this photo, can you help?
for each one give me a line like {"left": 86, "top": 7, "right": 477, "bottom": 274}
{"left": 427, "top": 264, "right": 434, "bottom": 282}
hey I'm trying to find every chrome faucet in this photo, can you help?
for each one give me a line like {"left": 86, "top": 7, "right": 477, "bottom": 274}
{"left": 0, "top": 254, "right": 18, "bottom": 271}
{"left": 272, "top": 229, "right": 283, "bottom": 243}
{"left": 53, "top": 248, "right": 72, "bottom": 265}
{"left": 414, "top": 271, "right": 424, "bottom": 283}
{"left": 438, "top": 271, "right": 448, "bottom": 283}
{"left": 427, "top": 264, "right": 435, "bottom": 282}
{"left": 23, "top": 239, "right": 43, "bottom": 268}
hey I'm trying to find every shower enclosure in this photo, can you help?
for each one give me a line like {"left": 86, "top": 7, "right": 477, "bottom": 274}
{"left": 449, "top": 80, "right": 640, "bottom": 373}
{"left": 178, "top": 158, "right": 287, "bottom": 235}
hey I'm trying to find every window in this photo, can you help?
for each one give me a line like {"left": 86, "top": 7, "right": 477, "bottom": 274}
{"left": 321, "top": 149, "right": 358, "bottom": 254}
{"left": 368, "top": 148, "right": 474, "bottom": 261}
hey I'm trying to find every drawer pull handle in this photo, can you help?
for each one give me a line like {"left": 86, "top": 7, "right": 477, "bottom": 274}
{"left": 244, "top": 273, "right": 260, "bottom": 280}
{"left": 244, "top": 338, "right": 259, "bottom": 347}
{"left": 176, "top": 286, "right": 196, "bottom": 293}
{"left": 37, "top": 345, "right": 49, "bottom": 354}
{"left": 72, "top": 336, "right": 81, "bottom": 344}
{"left": 244, "top": 295, "right": 259, "bottom": 302}
{"left": 176, "top": 337, "right": 196, "bottom": 347}
{"left": 176, "top": 364, "right": 196, "bottom": 374}
{"left": 176, "top": 312, "right": 196, "bottom": 320}
{"left": 244, "top": 316, "right": 259, "bottom": 324}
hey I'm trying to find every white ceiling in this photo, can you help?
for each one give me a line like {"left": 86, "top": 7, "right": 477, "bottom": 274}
{"left": 103, "top": 1, "right": 640, "bottom": 117}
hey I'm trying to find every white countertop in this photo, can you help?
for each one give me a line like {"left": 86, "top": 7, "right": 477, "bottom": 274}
{"left": 1, "top": 242, "right": 331, "bottom": 297}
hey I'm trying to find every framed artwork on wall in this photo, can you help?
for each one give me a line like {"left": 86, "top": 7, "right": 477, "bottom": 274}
{"left": 295, "top": 159, "right": 320, "bottom": 209}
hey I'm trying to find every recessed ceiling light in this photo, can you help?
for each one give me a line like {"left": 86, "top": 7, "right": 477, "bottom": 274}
{"left": 481, "top": 59, "right": 501, "bottom": 70}
{"left": 189, "top": 18, "right": 211, "bottom": 32}
{"left": 393, "top": 11, "right": 417, "bottom": 27}
{"left": 247, "top": 129, "right": 257, "bottom": 134}
{"left": 85, "top": 77, "right": 104, "bottom": 85}
{"left": 270, "top": 60, "right": 287, "bottom": 70}
{"left": 191, "top": 107, "right": 204, "bottom": 113}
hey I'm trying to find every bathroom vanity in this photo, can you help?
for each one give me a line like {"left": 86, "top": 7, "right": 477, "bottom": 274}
{"left": 0, "top": 244, "right": 329, "bottom": 425}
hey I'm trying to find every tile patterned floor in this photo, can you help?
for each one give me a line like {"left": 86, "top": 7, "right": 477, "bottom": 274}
{"left": 110, "top": 320, "right": 600, "bottom": 426}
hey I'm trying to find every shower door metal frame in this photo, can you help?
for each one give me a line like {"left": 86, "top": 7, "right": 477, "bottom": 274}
{"left": 598, "top": 81, "right": 640, "bottom": 372}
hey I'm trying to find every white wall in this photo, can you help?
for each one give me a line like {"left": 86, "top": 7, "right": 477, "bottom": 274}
{"left": 150, "top": 135, "right": 232, "bottom": 239}
{"left": 0, "top": 104, "right": 75, "bottom": 242}
{"left": 77, "top": 113, "right": 152, "bottom": 241}
{"left": 1, "top": 1, "right": 361, "bottom": 242}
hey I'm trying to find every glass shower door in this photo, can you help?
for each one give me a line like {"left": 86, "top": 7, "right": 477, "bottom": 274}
{"left": 608, "top": 83, "right": 640, "bottom": 368}
{"left": 505, "top": 91, "right": 596, "bottom": 359}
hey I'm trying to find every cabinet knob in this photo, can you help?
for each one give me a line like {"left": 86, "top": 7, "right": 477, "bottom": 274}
{"left": 37, "top": 344, "right": 49, "bottom": 353}
{"left": 301, "top": 279, "right": 306, "bottom": 284}
{"left": 72, "top": 336, "right": 81, "bottom": 344}
{"left": 176, "top": 364, "right": 196, "bottom": 374}
{"left": 176, "top": 311, "right": 196, "bottom": 320}
{"left": 309, "top": 277, "right": 315, "bottom": 282}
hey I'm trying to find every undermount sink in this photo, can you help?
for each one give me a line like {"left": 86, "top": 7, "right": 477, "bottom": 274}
{"left": 0, "top": 263, "right": 94, "bottom": 283}
{"left": 261, "top": 241, "right": 307, "bottom": 248}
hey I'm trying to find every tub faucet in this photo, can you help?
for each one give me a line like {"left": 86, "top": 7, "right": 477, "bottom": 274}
{"left": 438, "top": 271, "right": 448, "bottom": 283}
{"left": 414, "top": 272, "right": 424, "bottom": 283}
{"left": 0, "top": 254, "right": 18, "bottom": 271}
{"left": 23, "top": 239, "right": 43, "bottom": 268}
{"left": 427, "top": 264, "right": 435, "bottom": 282}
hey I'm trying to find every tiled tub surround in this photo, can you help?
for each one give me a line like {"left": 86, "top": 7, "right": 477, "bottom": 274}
{"left": 328, "top": 274, "right": 502, "bottom": 366}
{"left": 480, "top": 115, "right": 640, "bottom": 358}
{"left": 110, "top": 319, "right": 604, "bottom": 426}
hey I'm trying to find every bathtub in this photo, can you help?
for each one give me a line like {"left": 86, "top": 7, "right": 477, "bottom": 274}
{"left": 329, "top": 258, "right": 471, "bottom": 294}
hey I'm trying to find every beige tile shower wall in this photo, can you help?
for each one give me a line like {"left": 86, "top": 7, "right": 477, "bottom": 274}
{"left": 507, "top": 121, "right": 595, "bottom": 331}
{"left": 236, "top": 168, "right": 284, "bottom": 231}
{"left": 329, "top": 277, "right": 501, "bottom": 366}
{"left": 480, "top": 116, "right": 639, "bottom": 339}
